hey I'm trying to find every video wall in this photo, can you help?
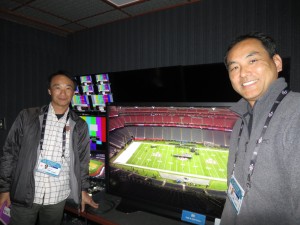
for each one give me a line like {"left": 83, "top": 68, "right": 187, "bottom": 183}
{"left": 71, "top": 73, "right": 112, "bottom": 179}
{"left": 71, "top": 73, "right": 113, "bottom": 113}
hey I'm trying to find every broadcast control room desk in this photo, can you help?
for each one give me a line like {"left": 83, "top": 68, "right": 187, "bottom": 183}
{"left": 64, "top": 191, "right": 215, "bottom": 225}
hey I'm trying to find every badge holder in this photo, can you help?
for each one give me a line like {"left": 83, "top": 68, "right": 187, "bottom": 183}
{"left": 227, "top": 175, "right": 245, "bottom": 214}
{"left": 36, "top": 158, "right": 62, "bottom": 177}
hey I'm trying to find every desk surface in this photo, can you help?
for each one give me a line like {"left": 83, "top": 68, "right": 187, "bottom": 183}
{"left": 65, "top": 191, "right": 215, "bottom": 225}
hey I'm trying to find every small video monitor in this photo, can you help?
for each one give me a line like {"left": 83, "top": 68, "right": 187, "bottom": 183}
{"left": 89, "top": 155, "right": 105, "bottom": 179}
{"left": 71, "top": 95, "right": 90, "bottom": 111}
{"left": 82, "top": 85, "right": 95, "bottom": 95}
{"left": 97, "top": 83, "right": 111, "bottom": 93}
{"left": 95, "top": 74, "right": 109, "bottom": 84}
{"left": 90, "top": 95, "right": 106, "bottom": 112}
{"left": 102, "top": 94, "right": 113, "bottom": 104}
{"left": 80, "top": 115, "right": 107, "bottom": 153}
{"left": 79, "top": 75, "right": 93, "bottom": 85}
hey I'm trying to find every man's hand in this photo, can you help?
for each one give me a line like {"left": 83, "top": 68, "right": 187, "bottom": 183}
{"left": 0, "top": 192, "right": 11, "bottom": 207}
{"left": 81, "top": 191, "right": 99, "bottom": 212}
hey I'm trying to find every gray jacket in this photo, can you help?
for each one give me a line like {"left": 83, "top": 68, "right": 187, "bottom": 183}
{"left": 0, "top": 105, "right": 90, "bottom": 207}
{"left": 220, "top": 78, "right": 300, "bottom": 225}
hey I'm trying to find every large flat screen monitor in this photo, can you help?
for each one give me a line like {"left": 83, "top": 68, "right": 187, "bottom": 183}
{"left": 106, "top": 102, "right": 238, "bottom": 222}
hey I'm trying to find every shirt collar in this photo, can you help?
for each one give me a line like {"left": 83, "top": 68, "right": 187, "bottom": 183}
{"left": 230, "top": 77, "right": 288, "bottom": 117}
{"left": 49, "top": 103, "right": 70, "bottom": 121}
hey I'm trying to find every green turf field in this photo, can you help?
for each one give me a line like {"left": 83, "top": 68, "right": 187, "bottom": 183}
{"left": 112, "top": 141, "right": 229, "bottom": 191}
{"left": 89, "top": 159, "right": 104, "bottom": 177}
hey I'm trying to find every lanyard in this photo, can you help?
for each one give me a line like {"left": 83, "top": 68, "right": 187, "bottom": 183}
{"left": 40, "top": 105, "right": 70, "bottom": 158}
{"left": 232, "top": 87, "right": 289, "bottom": 193}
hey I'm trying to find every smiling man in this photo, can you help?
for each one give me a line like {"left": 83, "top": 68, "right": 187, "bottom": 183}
{"left": 226, "top": 37, "right": 282, "bottom": 107}
{"left": 0, "top": 71, "right": 98, "bottom": 225}
{"left": 220, "top": 32, "right": 300, "bottom": 225}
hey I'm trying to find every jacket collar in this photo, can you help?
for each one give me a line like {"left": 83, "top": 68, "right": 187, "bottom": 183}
{"left": 230, "top": 77, "right": 288, "bottom": 117}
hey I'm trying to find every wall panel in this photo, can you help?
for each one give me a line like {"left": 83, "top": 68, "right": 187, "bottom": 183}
{"left": 0, "top": 20, "right": 69, "bottom": 147}
{"left": 69, "top": 0, "right": 295, "bottom": 91}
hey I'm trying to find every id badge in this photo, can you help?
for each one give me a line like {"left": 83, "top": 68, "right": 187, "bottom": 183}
{"left": 37, "top": 159, "right": 62, "bottom": 177}
{"left": 227, "top": 175, "right": 245, "bottom": 214}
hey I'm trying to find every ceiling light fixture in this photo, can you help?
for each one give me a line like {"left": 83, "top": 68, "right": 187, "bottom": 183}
{"left": 106, "top": 0, "right": 142, "bottom": 7}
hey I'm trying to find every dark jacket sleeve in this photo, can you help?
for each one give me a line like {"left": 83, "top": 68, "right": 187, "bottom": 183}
{"left": 0, "top": 110, "right": 24, "bottom": 192}
{"left": 283, "top": 109, "right": 300, "bottom": 224}
{"left": 76, "top": 119, "right": 91, "bottom": 191}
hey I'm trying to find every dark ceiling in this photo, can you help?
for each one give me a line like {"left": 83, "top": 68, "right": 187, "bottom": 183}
{"left": 0, "top": 0, "right": 200, "bottom": 36}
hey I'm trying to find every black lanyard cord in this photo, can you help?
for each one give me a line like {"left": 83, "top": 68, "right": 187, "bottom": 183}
{"left": 232, "top": 88, "right": 290, "bottom": 193}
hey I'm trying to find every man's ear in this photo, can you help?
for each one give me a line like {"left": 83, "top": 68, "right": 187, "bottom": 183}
{"left": 48, "top": 89, "right": 51, "bottom": 95}
{"left": 273, "top": 54, "right": 283, "bottom": 73}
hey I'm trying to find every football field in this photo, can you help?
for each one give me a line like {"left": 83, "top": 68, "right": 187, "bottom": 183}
{"left": 112, "top": 141, "right": 229, "bottom": 191}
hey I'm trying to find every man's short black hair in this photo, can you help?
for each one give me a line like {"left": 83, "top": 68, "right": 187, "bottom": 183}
{"left": 48, "top": 70, "right": 77, "bottom": 90}
{"left": 224, "top": 31, "right": 278, "bottom": 69}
